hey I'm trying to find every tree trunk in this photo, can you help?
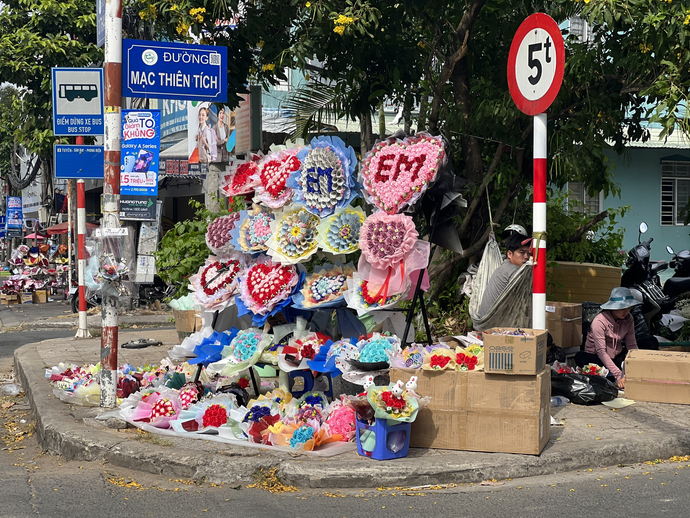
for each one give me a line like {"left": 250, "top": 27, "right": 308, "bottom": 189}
{"left": 359, "top": 112, "right": 374, "bottom": 154}
{"left": 452, "top": 58, "right": 483, "bottom": 184}
{"left": 379, "top": 103, "right": 385, "bottom": 140}
{"left": 205, "top": 163, "right": 221, "bottom": 213}
{"left": 403, "top": 94, "right": 412, "bottom": 134}
{"left": 417, "top": 94, "right": 429, "bottom": 132}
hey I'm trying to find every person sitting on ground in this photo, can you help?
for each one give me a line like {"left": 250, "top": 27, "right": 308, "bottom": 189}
{"left": 476, "top": 225, "right": 531, "bottom": 319}
{"left": 575, "top": 287, "right": 641, "bottom": 389}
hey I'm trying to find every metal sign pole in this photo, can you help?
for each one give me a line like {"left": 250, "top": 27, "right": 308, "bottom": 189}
{"left": 67, "top": 180, "right": 72, "bottom": 294}
{"left": 76, "top": 179, "right": 91, "bottom": 338}
{"left": 101, "top": 0, "right": 122, "bottom": 407}
{"left": 532, "top": 113, "right": 547, "bottom": 330}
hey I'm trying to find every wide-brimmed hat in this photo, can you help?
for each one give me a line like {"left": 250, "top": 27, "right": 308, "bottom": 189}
{"left": 600, "top": 287, "right": 642, "bottom": 311}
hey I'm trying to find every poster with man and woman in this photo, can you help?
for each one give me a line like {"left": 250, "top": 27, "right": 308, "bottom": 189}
{"left": 187, "top": 102, "right": 236, "bottom": 173}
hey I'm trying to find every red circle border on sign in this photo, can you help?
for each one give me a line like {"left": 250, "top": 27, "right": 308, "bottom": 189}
{"left": 507, "top": 13, "right": 565, "bottom": 116}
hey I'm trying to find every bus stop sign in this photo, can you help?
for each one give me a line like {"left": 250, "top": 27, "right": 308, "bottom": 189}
{"left": 51, "top": 67, "right": 105, "bottom": 136}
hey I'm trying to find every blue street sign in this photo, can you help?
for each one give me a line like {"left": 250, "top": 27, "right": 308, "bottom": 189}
{"left": 51, "top": 68, "right": 105, "bottom": 136}
{"left": 120, "top": 110, "right": 160, "bottom": 196}
{"left": 96, "top": 0, "right": 105, "bottom": 47}
{"left": 54, "top": 145, "right": 105, "bottom": 179}
{"left": 122, "top": 39, "right": 227, "bottom": 102}
{"left": 0, "top": 215, "right": 6, "bottom": 239}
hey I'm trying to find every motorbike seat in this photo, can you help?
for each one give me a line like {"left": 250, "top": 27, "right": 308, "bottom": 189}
{"left": 664, "top": 276, "right": 690, "bottom": 299}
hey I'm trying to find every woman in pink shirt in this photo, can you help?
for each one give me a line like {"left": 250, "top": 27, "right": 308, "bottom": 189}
{"left": 575, "top": 287, "right": 641, "bottom": 389}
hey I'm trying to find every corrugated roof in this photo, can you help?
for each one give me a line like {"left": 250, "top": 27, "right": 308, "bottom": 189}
{"left": 627, "top": 127, "right": 690, "bottom": 149}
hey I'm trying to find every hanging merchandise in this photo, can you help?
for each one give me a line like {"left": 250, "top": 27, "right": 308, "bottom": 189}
{"left": 265, "top": 207, "right": 320, "bottom": 264}
{"left": 189, "top": 254, "right": 244, "bottom": 311}
{"left": 221, "top": 153, "right": 262, "bottom": 197}
{"left": 205, "top": 213, "right": 241, "bottom": 257}
{"left": 360, "top": 133, "right": 445, "bottom": 214}
{"left": 288, "top": 136, "right": 358, "bottom": 218}
{"left": 292, "top": 263, "right": 356, "bottom": 310}
{"left": 252, "top": 148, "right": 303, "bottom": 209}
{"left": 229, "top": 204, "right": 275, "bottom": 254}
{"left": 316, "top": 207, "right": 365, "bottom": 256}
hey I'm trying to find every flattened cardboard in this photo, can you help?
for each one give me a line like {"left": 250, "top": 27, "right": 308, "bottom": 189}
{"left": 173, "top": 309, "right": 197, "bottom": 333}
{"left": 546, "top": 301, "right": 582, "bottom": 349}
{"left": 626, "top": 350, "right": 690, "bottom": 405}
{"left": 483, "top": 328, "right": 548, "bottom": 375}
{"left": 390, "top": 368, "right": 550, "bottom": 455}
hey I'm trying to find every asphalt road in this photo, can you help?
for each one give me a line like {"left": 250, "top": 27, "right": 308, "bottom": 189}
{"left": 0, "top": 382, "right": 688, "bottom": 518}
{"left": 0, "top": 329, "right": 78, "bottom": 359}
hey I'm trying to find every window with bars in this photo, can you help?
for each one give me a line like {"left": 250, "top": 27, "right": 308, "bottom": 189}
{"left": 661, "top": 160, "right": 690, "bottom": 226}
{"left": 567, "top": 182, "right": 602, "bottom": 215}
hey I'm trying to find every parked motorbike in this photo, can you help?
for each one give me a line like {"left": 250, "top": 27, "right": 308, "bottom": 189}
{"left": 621, "top": 222, "right": 690, "bottom": 342}
{"left": 664, "top": 245, "right": 690, "bottom": 299}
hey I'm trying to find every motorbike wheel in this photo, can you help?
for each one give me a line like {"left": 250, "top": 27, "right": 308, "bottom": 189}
{"left": 70, "top": 294, "right": 79, "bottom": 314}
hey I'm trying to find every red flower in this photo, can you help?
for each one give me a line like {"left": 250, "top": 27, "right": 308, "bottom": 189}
{"left": 381, "top": 390, "right": 407, "bottom": 410}
{"left": 430, "top": 355, "right": 451, "bottom": 369}
{"left": 202, "top": 404, "right": 227, "bottom": 428}
{"left": 300, "top": 344, "right": 316, "bottom": 360}
{"left": 237, "top": 377, "right": 250, "bottom": 389}
{"left": 456, "top": 353, "right": 466, "bottom": 364}
{"left": 361, "top": 281, "right": 385, "bottom": 305}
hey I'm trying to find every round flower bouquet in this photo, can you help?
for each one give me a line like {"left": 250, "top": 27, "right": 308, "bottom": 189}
{"left": 344, "top": 272, "right": 406, "bottom": 313}
{"left": 207, "top": 328, "right": 272, "bottom": 377}
{"left": 129, "top": 389, "right": 182, "bottom": 429}
{"left": 455, "top": 345, "right": 484, "bottom": 372}
{"left": 293, "top": 263, "right": 355, "bottom": 309}
{"left": 170, "top": 396, "right": 237, "bottom": 434}
{"left": 237, "top": 256, "right": 299, "bottom": 317}
{"left": 266, "top": 207, "right": 320, "bottom": 264}
{"left": 360, "top": 132, "right": 445, "bottom": 214}
{"left": 221, "top": 154, "right": 262, "bottom": 197}
{"left": 324, "top": 399, "right": 356, "bottom": 441}
{"left": 205, "top": 213, "right": 241, "bottom": 257}
{"left": 189, "top": 255, "right": 243, "bottom": 311}
{"left": 317, "top": 207, "right": 365, "bottom": 255}
{"left": 253, "top": 149, "right": 302, "bottom": 208}
{"left": 367, "top": 384, "right": 419, "bottom": 423}
{"left": 579, "top": 363, "right": 609, "bottom": 377}
{"left": 359, "top": 212, "right": 418, "bottom": 271}
{"left": 289, "top": 136, "right": 358, "bottom": 218}
{"left": 230, "top": 205, "right": 275, "bottom": 254}
{"left": 278, "top": 333, "right": 330, "bottom": 372}
{"left": 240, "top": 402, "right": 281, "bottom": 444}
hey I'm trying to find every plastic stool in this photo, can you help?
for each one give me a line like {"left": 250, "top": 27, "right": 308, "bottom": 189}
{"left": 288, "top": 370, "right": 314, "bottom": 398}
{"left": 355, "top": 417, "right": 411, "bottom": 460}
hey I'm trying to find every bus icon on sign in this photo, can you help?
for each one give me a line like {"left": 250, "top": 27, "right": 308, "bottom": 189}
{"left": 59, "top": 84, "right": 98, "bottom": 102}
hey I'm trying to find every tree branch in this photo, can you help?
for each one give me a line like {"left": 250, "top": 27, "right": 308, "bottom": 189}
{"left": 565, "top": 210, "right": 609, "bottom": 243}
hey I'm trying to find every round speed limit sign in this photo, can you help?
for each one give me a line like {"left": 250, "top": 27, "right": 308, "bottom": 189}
{"left": 507, "top": 13, "right": 565, "bottom": 116}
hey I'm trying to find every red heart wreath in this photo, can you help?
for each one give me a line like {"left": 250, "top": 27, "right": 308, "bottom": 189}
{"left": 200, "top": 260, "right": 241, "bottom": 296}
{"left": 246, "top": 263, "right": 294, "bottom": 305}
{"left": 260, "top": 155, "right": 301, "bottom": 198}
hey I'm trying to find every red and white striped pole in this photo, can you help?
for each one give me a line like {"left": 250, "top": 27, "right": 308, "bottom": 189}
{"left": 532, "top": 113, "right": 547, "bottom": 330}
{"left": 101, "top": 0, "right": 122, "bottom": 407}
{"left": 75, "top": 179, "right": 91, "bottom": 338}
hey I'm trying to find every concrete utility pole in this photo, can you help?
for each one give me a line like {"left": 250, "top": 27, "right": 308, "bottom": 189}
{"left": 101, "top": 0, "right": 122, "bottom": 407}
{"left": 75, "top": 179, "right": 91, "bottom": 338}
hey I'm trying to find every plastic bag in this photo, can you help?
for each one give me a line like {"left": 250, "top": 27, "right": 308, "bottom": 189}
{"left": 551, "top": 372, "right": 618, "bottom": 405}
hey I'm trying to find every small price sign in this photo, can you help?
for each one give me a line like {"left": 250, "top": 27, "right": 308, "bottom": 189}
{"left": 507, "top": 13, "right": 565, "bottom": 115}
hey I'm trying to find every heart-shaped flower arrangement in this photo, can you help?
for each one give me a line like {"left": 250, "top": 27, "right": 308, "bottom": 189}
{"left": 360, "top": 133, "right": 445, "bottom": 214}
{"left": 359, "top": 212, "right": 418, "bottom": 270}
{"left": 232, "top": 206, "right": 275, "bottom": 253}
{"left": 205, "top": 213, "right": 240, "bottom": 257}
{"left": 221, "top": 156, "right": 261, "bottom": 197}
{"left": 291, "top": 136, "right": 358, "bottom": 218}
{"left": 190, "top": 255, "right": 243, "bottom": 311}
{"left": 253, "top": 150, "right": 302, "bottom": 208}
{"left": 239, "top": 259, "right": 299, "bottom": 315}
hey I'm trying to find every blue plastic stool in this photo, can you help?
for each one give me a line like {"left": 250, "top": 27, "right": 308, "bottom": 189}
{"left": 312, "top": 372, "right": 334, "bottom": 399}
{"left": 355, "top": 417, "right": 411, "bottom": 460}
{"left": 288, "top": 370, "right": 334, "bottom": 400}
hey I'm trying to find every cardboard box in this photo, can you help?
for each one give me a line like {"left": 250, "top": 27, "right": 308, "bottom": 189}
{"left": 483, "top": 328, "right": 548, "bottom": 375}
{"left": 390, "top": 368, "right": 550, "bottom": 455}
{"left": 32, "top": 290, "right": 48, "bottom": 304}
{"left": 546, "top": 301, "right": 582, "bottom": 349}
{"left": 626, "top": 350, "right": 690, "bottom": 405}
{"left": 20, "top": 292, "right": 33, "bottom": 304}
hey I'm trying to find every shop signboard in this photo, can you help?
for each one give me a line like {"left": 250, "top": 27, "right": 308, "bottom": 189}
{"left": 120, "top": 195, "right": 157, "bottom": 221}
{"left": 120, "top": 110, "right": 160, "bottom": 196}
{"left": 96, "top": 0, "right": 105, "bottom": 47}
{"left": 122, "top": 39, "right": 227, "bottom": 102}
{"left": 51, "top": 67, "right": 104, "bottom": 136}
{"left": 5, "top": 196, "right": 23, "bottom": 238}
{"left": 54, "top": 145, "right": 105, "bottom": 179}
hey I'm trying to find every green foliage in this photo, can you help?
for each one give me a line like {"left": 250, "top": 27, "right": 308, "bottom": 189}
{"left": 546, "top": 189, "right": 628, "bottom": 267}
{"left": 0, "top": 86, "right": 19, "bottom": 182}
{"left": 0, "top": 0, "right": 102, "bottom": 162}
{"left": 154, "top": 198, "right": 244, "bottom": 300}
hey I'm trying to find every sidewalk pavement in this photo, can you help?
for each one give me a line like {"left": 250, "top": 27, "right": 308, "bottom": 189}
{"left": 13, "top": 330, "right": 690, "bottom": 488}
{"left": 0, "top": 303, "right": 173, "bottom": 331}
